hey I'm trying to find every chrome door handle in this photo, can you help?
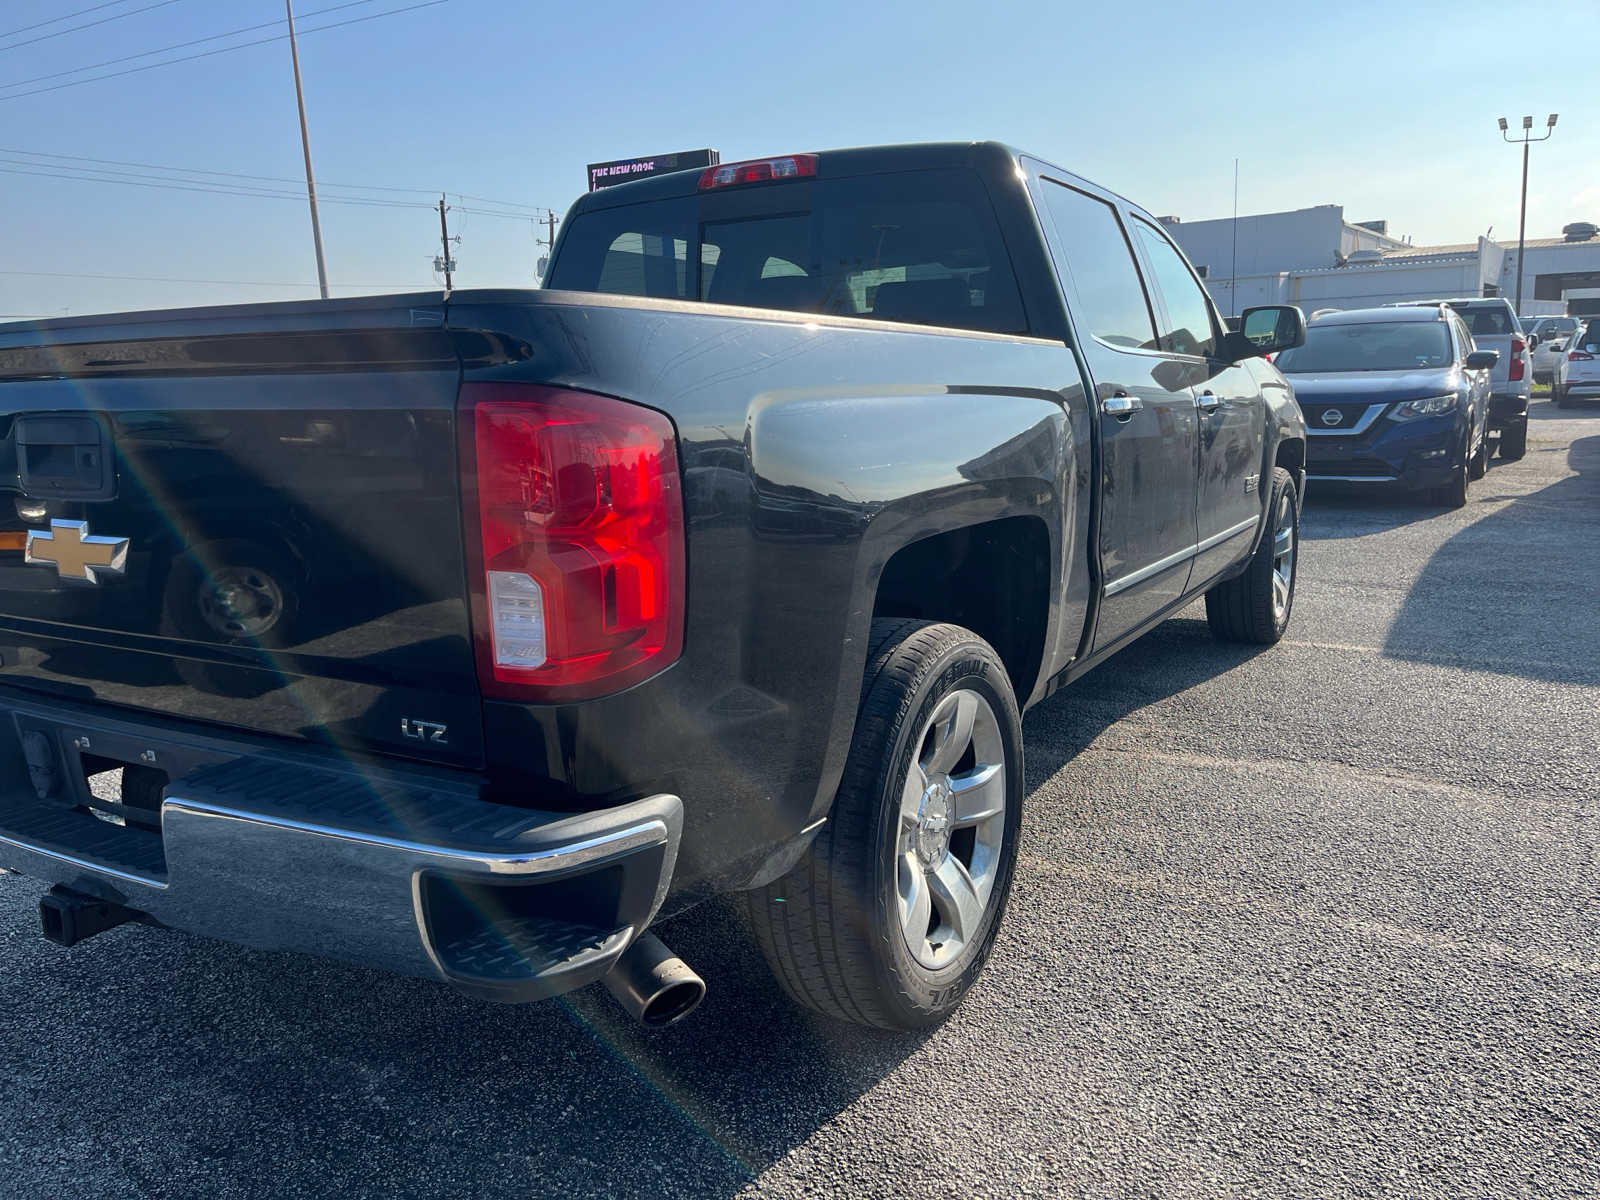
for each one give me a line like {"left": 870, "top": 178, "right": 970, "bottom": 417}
{"left": 1197, "top": 391, "right": 1221, "bottom": 413}
{"left": 1102, "top": 394, "right": 1142, "bottom": 417}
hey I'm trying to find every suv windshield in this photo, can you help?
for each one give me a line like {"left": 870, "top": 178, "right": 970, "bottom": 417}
{"left": 546, "top": 168, "right": 1028, "bottom": 335}
{"left": 1275, "top": 321, "right": 1453, "bottom": 373}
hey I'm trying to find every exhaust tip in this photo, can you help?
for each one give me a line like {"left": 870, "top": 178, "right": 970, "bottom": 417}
{"left": 639, "top": 976, "right": 707, "bottom": 1027}
{"left": 602, "top": 931, "right": 706, "bottom": 1027}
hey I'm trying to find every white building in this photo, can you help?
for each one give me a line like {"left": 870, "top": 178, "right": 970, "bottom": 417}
{"left": 1162, "top": 206, "right": 1600, "bottom": 320}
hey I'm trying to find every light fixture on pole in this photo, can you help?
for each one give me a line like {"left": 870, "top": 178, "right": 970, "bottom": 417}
{"left": 1499, "top": 113, "right": 1558, "bottom": 319}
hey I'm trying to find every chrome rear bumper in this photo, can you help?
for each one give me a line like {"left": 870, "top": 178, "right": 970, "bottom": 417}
{"left": 0, "top": 694, "right": 682, "bottom": 1003}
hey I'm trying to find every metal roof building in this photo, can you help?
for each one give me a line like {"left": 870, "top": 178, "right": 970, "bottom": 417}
{"left": 1163, "top": 208, "right": 1600, "bottom": 320}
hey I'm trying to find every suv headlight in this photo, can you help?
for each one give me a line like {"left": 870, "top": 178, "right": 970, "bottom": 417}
{"left": 1390, "top": 393, "right": 1458, "bottom": 420}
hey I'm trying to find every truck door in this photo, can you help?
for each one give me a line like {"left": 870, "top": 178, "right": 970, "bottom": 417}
{"left": 1031, "top": 176, "right": 1199, "bottom": 651}
{"left": 1127, "top": 217, "right": 1266, "bottom": 586}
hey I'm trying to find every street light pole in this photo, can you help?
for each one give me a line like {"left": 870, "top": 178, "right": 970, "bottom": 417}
{"left": 1498, "top": 113, "right": 1558, "bottom": 320}
{"left": 286, "top": 0, "right": 329, "bottom": 299}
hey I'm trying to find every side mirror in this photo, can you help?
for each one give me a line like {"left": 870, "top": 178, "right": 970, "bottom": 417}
{"left": 1229, "top": 305, "right": 1306, "bottom": 361}
{"left": 1528, "top": 335, "right": 1539, "bottom": 348}
{"left": 1465, "top": 350, "right": 1499, "bottom": 371}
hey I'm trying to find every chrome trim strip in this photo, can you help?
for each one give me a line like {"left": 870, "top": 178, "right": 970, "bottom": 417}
{"left": 160, "top": 797, "right": 671, "bottom": 875}
{"left": 1304, "top": 403, "right": 1388, "bottom": 436}
{"left": 1306, "top": 473, "right": 1400, "bottom": 483}
{"left": 1105, "top": 543, "right": 1196, "bottom": 597}
{"left": 0, "top": 830, "right": 166, "bottom": 890}
{"left": 1195, "top": 515, "right": 1259, "bottom": 555}
{"left": 1105, "top": 516, "right": 1260, "bottom": 598}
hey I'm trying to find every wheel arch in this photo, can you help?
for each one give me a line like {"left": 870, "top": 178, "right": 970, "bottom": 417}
{"left": 870, "top": 513, "right": 1053, "bottom": 712}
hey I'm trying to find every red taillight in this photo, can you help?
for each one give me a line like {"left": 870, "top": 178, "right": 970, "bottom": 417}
{"left": 698, "top": 154, "right": 817, "bottom": 189}
{"left": 458, "top": 383, "right": 684, "bottom": 702}
{"left": 1509, "top": 336, "right": 1526, "bottom": 381}
{"left": 1570, "top": 350, "right": 1595, "bottom": 361}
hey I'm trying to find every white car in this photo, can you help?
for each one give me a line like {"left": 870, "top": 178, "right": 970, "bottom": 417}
{"left": 1552, "top": 319, "right": 1600, "bottom": 407}
{"left": 1527, "top": 315, "right": 1583, "bottom": 384}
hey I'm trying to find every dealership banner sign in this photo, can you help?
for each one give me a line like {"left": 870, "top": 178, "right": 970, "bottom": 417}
{"left": 587, "top": 150, "right": 720, "bottom": 191}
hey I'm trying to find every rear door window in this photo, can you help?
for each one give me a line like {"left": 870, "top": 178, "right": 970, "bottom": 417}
{"left": 549, "top": 169, "right": 1027, "bottom": 335}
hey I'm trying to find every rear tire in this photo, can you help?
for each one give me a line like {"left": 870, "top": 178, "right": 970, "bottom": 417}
{"left": 1205, "top": 466, "right": 1298, "bottom": 645}
{"left": 747, "top": 619, "right": 1023, "bottom": 1031}
{"left": 1498, "top": 419, "right": 1527, "bottom": 461}
{"left": 1553, "top": 383, "right": 1568, "bottom": 408}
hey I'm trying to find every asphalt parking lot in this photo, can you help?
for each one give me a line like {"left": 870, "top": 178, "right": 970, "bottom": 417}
{"left": 2, "top": 401, "right": 1596, "bottom": 1200}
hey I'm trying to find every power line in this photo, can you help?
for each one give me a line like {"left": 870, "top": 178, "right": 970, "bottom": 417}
{"left": 0, "top": 0, "right": 183, "bottom": 54}
{"left": 0, "top": 1, "right": 446, "bottom": 101}
{"left": 0, "top": 0, "right": 146, "bottom": 42}
{"left": 0, "top": 0, "right": 382, "bottom": 92}
{"left": 0, "top": 145, "right": 540, "bottom": 211}
{"left": 0, "top": 161, "right": 435, "bottom": 209}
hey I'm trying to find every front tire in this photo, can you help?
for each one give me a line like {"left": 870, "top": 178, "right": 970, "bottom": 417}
{"left": 1431, "top": 454, "right": 1470, "bottom": 508}
{"left": 1205, "top": 466, "right": 1299, "bottom": 645}
{"left": 1468, "top": 419, "right": 1489, "bottom": 480}
{"left": 747, "top": 620, "right": 1023, "bottom": 1031}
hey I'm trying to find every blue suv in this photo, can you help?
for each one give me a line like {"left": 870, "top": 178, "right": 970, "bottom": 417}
{"left": 1275, "top": 306, "right": 1498, "bottom": 508}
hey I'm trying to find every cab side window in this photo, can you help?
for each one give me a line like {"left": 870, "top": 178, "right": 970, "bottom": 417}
{"left": 1130, "top": 218, "right": 1217, "bottom": 358}
{"left": 1036, "top": 180, "right": 1159, "bottom": 351}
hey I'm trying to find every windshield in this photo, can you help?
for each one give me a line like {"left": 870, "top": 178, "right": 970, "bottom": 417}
{"left": 1275, "top": 321, "right": 1453, "bottom": 372}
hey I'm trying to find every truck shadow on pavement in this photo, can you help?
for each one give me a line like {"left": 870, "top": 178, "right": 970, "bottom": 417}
{"left": 1380, "top": 432, "right": 1600, "bottom": 686}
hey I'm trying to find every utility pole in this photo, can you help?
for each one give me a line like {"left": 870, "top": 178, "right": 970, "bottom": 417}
{"left": 1498, "top": 113, "right": 1558, "bottom": 318}
{"left": 285, "top": 0, "right": 329, "bottom": 299}
{"left": 533, "top": 209, "right": 559, "bottom": 284}
{"left": 437, "top": 195, "right": 457, "bottom": 291}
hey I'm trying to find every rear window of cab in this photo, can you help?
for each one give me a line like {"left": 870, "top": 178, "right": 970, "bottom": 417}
{"left": 546, "top": 168, "right": 1028, "bottom": 336}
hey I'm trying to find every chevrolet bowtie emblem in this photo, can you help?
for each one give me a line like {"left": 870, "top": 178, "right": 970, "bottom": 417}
{"left": 25, "top": 518, "right": 130, "bottom": 585}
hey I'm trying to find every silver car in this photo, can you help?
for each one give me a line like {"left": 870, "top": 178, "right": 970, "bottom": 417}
{"left": 1527, "top": 315, "right": 1582, "bottom": 383}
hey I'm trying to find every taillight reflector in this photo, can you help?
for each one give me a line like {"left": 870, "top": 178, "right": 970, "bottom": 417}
{"left": 698, "top": 154, "right": 817, "bottom": 189}
{"left": 458, "top": 383, "right": 684, "bottom": 702}
{"left": 1509, "top": 336, "right": 1525, "bottom": 381}
{"left": 1569, "top": 350, "right": 1594, "bottom": 361}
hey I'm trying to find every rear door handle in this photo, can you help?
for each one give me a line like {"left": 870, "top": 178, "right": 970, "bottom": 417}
{"left": 1102, "top": 394, "right": 1142, "bottom": 418}
{"left": 1197, "top": 391, "right": 1221, "bottom": 413}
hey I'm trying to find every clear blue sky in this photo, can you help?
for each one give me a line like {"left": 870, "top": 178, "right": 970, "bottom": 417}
{"left": 2, "top": 0, "right": 1594, "bottom": 318}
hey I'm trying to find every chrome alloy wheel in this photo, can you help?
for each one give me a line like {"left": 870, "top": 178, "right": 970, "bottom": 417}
{"left": 896, "top": 688, "right": 1007, "bottom": 969}
{"left": 1270, "top": 488, "right": 1296, "bottom": 623}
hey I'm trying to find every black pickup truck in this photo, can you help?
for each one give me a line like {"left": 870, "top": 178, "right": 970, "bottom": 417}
{"left": 0, "top": 143, "right": 1305, "bottom": 1030}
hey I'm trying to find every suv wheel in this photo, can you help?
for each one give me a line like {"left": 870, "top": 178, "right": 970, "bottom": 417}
{"left": 1468, "top": 421, "right": 1489, "bottom": 480}
{"left": 747, "top": 619, "right": 1023, "bottom": 1031}
{"left": 1205, "top": 466, "right": 1299, "bottom": 645}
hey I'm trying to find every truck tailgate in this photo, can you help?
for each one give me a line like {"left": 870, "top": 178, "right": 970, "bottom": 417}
{"left": 0, "top": 298, "right": 485, "bottom": 767}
